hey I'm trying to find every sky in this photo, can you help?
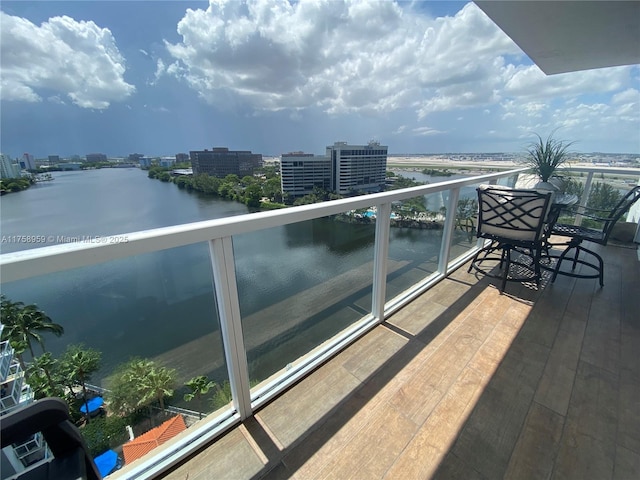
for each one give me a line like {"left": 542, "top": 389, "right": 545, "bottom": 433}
{"left": 1, "top": 0, "right": 639, "bottom": 158}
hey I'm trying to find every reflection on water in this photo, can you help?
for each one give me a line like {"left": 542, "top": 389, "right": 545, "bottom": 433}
{"left": 0, "top": 169, "right": 478, "bottom": 390}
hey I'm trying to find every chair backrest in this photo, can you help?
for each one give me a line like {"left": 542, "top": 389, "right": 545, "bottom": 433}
{"left": 601, "top": 185, "right": 640, "bottom": 242}
{"left": 476, "top": 185, "right": 553, "bottom": 245}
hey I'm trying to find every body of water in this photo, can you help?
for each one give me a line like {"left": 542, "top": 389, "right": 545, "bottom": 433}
{"left": 1, "top": 169, "right": 473, "bottom": 399}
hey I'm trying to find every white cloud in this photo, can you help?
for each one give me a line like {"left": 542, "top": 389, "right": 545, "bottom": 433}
{"left": 164, "top": 0, "right": 518, "bottom": 115}
{"left": 159, "top": 0, "right": 638, "bottom": 152}
{"left": 0, "top": 12, "right": 135, "bottom": 109}
{"left": 412, "top": 126, "right": 444, "bottom": 136}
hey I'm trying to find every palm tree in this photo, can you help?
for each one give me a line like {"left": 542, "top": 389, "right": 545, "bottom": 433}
{"left": 60, "top": 345, "right": 101, "bottom": 423}
{"left": 0, "top": 295, "right": 64, "bottom": 362}
{"left": 26, "top": 352, "right": 63, "bottom": 398}
{"left": 184, "top": 375, "right": 217, "bottom": 419}
{"left": 109, "top": 358, "right": 176, "bottom": 420}
{"left": 140, "top": 364, "right": 177, "bottom": 413}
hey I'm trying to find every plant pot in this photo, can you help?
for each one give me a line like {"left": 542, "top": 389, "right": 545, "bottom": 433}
{"left": 534, "top": 181, "right": 559, "bottom": 192}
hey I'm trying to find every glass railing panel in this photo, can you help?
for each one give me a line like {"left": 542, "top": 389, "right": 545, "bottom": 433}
{"left": 561, "top": 171, "right": 640, "bottom": 225}
{"left": 1, "top": 243, "right": 229, "bottom": 468}
{"left": 232, "top": 212, "right": 376, "bottom": 385}
{"left": 386, "top": 193, "right": 445, "bottom": 301}
{"left": 449, "top": 182, "right": 482, "bottom": 262}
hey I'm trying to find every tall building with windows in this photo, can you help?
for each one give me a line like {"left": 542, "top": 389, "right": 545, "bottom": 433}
{"left": 327, "top": 141, "right": 387, "bottom": 195}
{"left": 280, "top": 152, "right": 332, "bottom": 197}
{"left": 20, "top": 153, "right": 36, "bottom": 171}
{"left": 0, "top": 154, "right": 20, "bottom": 179}
{"left": 280, "top": 141, "right": 388, "bottom": 197}
{"left": 190, "top": 148, "right": 262, "bottom": 178}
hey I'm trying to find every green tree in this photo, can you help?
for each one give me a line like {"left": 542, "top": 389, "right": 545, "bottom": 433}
{"left": 140, "top": 363, "right": 177, "bottom": 412}
{"left": 184, "top": 375, "right": 217, "bottom": 418}
{"left": 60, "top": 345, "right": 102, "bottom": 423}
{"left": 26, "top": 352, "right": 64, "bottom": 398}
{"left": 244, "top": 184, "right": 262, "bottom": 207}
{"left": 0, "top": 295, "right": 64, "bottom": 363}
{"left": 81, "top": 415, "right": 129, "bottom": 457}
{"left": 106, "top": 358, "right": 176, "bottom": 418}
{"left": 210, "top": 381, "right": 233, "bottom": 410}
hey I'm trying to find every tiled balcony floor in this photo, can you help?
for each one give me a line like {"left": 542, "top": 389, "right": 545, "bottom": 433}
{"left": 160, "top": 240, "right": 640, "bottom": 480}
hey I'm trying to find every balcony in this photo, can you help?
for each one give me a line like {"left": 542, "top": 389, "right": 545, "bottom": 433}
{"left": 1, "top": 167, "right": 638, "bottom": 479}
{"left": 158, "top": 237, "right": 639, "bottom": 479}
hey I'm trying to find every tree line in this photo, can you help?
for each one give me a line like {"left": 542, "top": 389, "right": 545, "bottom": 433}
{"left": 148, "top": 165, "right": 286, "bottom": 208}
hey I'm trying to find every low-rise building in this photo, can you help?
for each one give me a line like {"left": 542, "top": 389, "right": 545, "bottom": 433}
{"left": 190, "top": 148, "right": 262, "bottom": 178}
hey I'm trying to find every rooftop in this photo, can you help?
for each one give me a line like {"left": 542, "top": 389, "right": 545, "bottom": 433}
{"left": 154, "top": 239, "right": 639, "bottom": 479}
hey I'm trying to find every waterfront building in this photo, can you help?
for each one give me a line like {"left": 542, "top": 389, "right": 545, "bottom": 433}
{"left": 175, "top": 153, "right": 190, "bottom": 163}
{"left": 327, "top": 141, "right": 388, "bottom": 195}
{"left": 86, "top": 153, "right": 107, "bottom": 163}
{"left": 47, "top": 155, "right": 60, "bottom": 164}
{"left": 20, "top": 153, "right": 36, "bottom": 171}
{"left": 58, "top": 162, "right": 82, "bottom": 171}
{"left": 281, "top": 141, "right": 388, "bottom": 197}
{"left": 0, "top": 154, "right": 21, "bottom": 179}
{"left": 139, "top": 157, "right": 153, "bottom": 168}
{"left": 159, "top": 157, "right": 176, "bottom": 168}
{"left": 128, "top": 153, "right": 145, "bottom": 164}
{"left": 280, "top": 152, "right": 332, "bottom": 197}
{"left": 0, "top": 325, "right": 48, "bottom": 478}
{"left": 190, "top": 147, "right": 262, "bottom": 178}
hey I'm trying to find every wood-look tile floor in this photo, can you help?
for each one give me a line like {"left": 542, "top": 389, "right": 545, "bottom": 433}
{"left": 161, "top": 241, "right": 640, "bottom": 480}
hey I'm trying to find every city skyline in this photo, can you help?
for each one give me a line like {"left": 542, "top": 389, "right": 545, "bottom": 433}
{"left": 1, "top": 0, "right": 639, "bottom": 158}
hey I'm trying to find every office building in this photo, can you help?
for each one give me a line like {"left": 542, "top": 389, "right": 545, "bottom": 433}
{"left": 47, "top": 155, "right": 60, "bottom": 164}
{"left": 175, "top": 153, "right": 190, "bottom": 163}
{"left": 190, "top": 148, "right": 262, "bottom": 178}
{"left": 280, "top": 142, "right": 388, "bottom": 197}
{"left": 86, "top": 153, "right": 107, "bottom": 163}
{"left": 327, "top": 141, "right": 387, "bottom": 195}
{"left": 160, "top": 157, "right": 176, "bottom": 168}
{"left": 20, "top": 153, "right": 36, "bottom": 171}
{"left": 280, "top": 152, "right": 332, "bottom": 197}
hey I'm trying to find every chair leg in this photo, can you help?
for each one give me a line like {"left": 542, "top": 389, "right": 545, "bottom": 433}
{"left": 551, "top": 244, "right": 573, "bottom": 283}
{"left": 500, "top": 246, "right": 510, "bottom": 293}
{"left": 534, "top": 247, "right": 542, "bottom": 287}
{"left": 572, "top": 247, "right": 580, "bottom": 270}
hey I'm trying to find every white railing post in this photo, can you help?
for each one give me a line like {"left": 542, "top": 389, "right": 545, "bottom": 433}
{"left": 371, "top": 202, "right": 391, "bottom": 322}
{"left": 438, "top": 188, "right": 460, "bottom": 276}
{"left": 574, "top": 171, "right": 594, "bottom": 226}
{"left": 209, "top": 237, "right": 252, "bottom": 420}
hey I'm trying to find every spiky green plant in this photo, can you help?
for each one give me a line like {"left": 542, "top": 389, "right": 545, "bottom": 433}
{"left": 522, "top": 132, "right": 575, "bottom": 183}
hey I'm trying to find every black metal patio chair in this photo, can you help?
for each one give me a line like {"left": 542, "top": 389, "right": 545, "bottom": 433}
{"left": 468, "top": 185, "right": 553, "bottom": 293}
{"left": 550, "top": 185, "right": 640, "bottom": 286}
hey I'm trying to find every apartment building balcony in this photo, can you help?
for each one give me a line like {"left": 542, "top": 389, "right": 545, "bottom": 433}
{"left": 142, "top": 235, "right": 639, "bottom": 480}
{"left": 1, "top": 166, "right": 638, "bottom": 479}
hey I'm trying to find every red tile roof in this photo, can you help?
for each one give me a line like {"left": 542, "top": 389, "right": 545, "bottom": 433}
{"left": 122, "top": 415, "right": 187, "bottom": 465}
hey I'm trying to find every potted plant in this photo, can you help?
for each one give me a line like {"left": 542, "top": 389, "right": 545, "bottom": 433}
{"left": 522, "top": 131, "right": 575, "bottom": 191}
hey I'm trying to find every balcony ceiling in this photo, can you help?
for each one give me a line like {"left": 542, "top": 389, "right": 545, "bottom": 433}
{"left": 474, "top": 1, "right": 640, "bottom": 74}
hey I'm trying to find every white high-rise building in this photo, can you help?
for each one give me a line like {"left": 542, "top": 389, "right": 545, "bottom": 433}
{"left": 326, "top": 141, "right": 388, "bottom": 195}
{"left": 0, "top": 154, "right": 20, "bottom": 179}
{"left": 280, "top": 141, "right": 388, "bottom": 198}
{"left": 21, "top": 153, "right": 36, "bottom": 171}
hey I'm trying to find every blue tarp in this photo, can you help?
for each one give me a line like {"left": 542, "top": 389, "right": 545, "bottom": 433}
{"left": 79, "top": 396, "right": 104, "bottom": 414}
{"left": 94, "top": 449, "right": 118, "bottom": 477}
